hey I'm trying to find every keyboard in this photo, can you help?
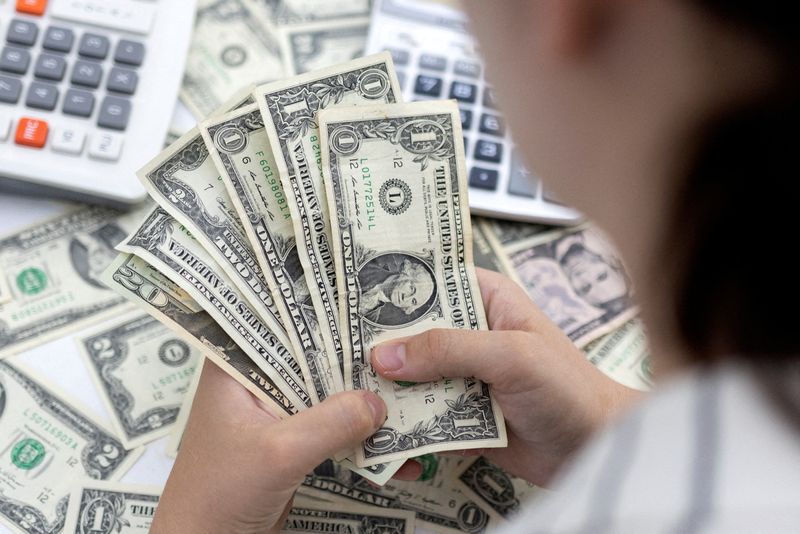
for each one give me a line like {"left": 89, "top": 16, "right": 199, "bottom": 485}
{"left": 366, "top": 0, "right": 582, "bottom": 225}
{"left": 0, "top": 0, "right": 196, "bottom": 208}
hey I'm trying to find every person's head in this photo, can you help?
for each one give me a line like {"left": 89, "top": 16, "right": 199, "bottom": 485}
{"left": 463, "top": 0, "right": 798, "bottom": 368}
{"left": 385, "top": 260, "right": 435, "bottom": 316}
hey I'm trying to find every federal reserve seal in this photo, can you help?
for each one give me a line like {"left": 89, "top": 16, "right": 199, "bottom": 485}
{"left": 159, "top": 339, "right": 191, "bottom": 367}
{"left": 379, "top": 179, "right": 412, "bottom": 215}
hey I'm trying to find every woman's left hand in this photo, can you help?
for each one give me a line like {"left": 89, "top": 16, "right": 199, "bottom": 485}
{"left": 150, "top": 360, "right": 387, "bottom": 534}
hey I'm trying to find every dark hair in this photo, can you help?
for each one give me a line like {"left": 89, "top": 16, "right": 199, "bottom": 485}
{"left": 671, "top": 1, "right": 798, "bottom": 358}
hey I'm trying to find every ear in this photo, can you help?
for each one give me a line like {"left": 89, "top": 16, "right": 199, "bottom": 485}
{"left": 538, "top": 0, "right": 611, "bottom": 58}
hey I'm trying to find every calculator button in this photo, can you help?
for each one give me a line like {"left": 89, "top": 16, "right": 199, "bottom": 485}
{"left": 1, "top": 47, "right": 31, "bottom": 74}
{"left": 51, "top": 127, "right": 86, "bottom": 155}
{"left": 479, "top": 113, "right": 505, "bottom": 137}
{"left": 88, "top": 132, "right": 123, "bottom": 161}
{"left": 459, "top": 108, "right": 473, "bottom": 129}
{"left": 387, "top": 48, "right": 409, "bottom": 66}
{"left": 26, "top": 82, "right": 59, "bottom": 110}
{"left": 71, "top": 60, "right": 102, "bottom": 87}
{"left": 107, "top": 67, "right": 138, "bottom": 94}
{"left": 15, "top": 117, "right": 48, "bottom": 147}
{"left": 0, "top": 76, "right": 23, "bottom": 104}
{"left": 114, "top": 40, "right": 145, "bottom": 66}
{"left": 78, "top": 33, "right": 110, "bottom": 60}
{"left": 483, "top": 87, "right": 499, "bottom": 109}
{"left": 508, "top": 148, "right": 538, "bottom": 198}
{"left": 0, "top": 116, "right": 11, "bottom": 141}
{"left": 469, "top": 167, "right": 499, "bottom": 191}
{"left": 34, "top": 54, "right": 67, "bottom": 81}
{"left": 17, "top": 0, "right": 48, "bottom": 16}
{"left": 449, "top": 81, "right": 477, "bottom": 103}
{"left": 414, "top": 75, "right": 442, "bottom": 97}
{"left": 454, "top": 60, "right": 481, "bottom": 78}
{"left": 474, "top": 139, "right": 503, "bottom": 163}
{"left": 43, "top": 26, "right": 74, "bottom": 52}
{"left": 6, "top": 19, "right": 38, "bottom": 47}
{"left": 98, "top": 96, "right": 131, "bottom": 130}
{"left": 62, "top": 88, "right": 94, "bottom": 117}
{"left": 419, "top": 54, "right": 447, "bottom": 71}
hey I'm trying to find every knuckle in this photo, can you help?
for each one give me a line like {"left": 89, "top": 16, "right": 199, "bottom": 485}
{"left": 419, "top": 328, "right": 452, "bottom": 357}
{"left": 331, "top": 393, "right": 375, "bottom": 437}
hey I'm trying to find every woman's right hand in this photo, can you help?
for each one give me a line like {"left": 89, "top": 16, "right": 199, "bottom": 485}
{"left": 371, "top": 268, "right": 642, "bottom": 486}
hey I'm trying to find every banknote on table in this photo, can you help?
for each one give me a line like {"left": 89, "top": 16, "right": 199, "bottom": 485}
{"left": 283, "top": 499, "right": 415, "bottom": 534}
{"left": 0, "top": 267, "right": 10, "bottom": 305}
{"left": 62, "top": 481, "right": 160, "bottom": 533}
{"left": 472, "top": 218, "right": 519, "bottom": 280}
{"left": 0, "top": 361, "right": 141, "bottom": 534}
{"left": 280, "top": 20, "right": 369, "bottom": 76}
{"left": 302, "top": 457, "right": 498, "bottom": 533}
{"left": 0, "top": 205, "right": 151, "bottom": 358}
{"left": 585, "top": 319, "right": 652, "bottom": 391}
{"left": 165, "top": 360, "right": 203, "bottom": 458}
{"left": 480, "top": 218, "right": 551, "bottom": 248}
{"left": 452, "top": 456, "right": 543, "bottom": 523}
{"left": 256, "top": 52, "right": 402, "bottom": 381}
{"left": 320, "top": 100, "right": 507, "bottom": 466}
{"left": 261, "top": 0, "right": 373, "bottom": 26}
{"left": 117, "top": 208, "right": 311, "bottom": 410}
{"left": 200, "top": 103, "right": 342, "bottom": 402}
{"left": 181, "top": 0, "right": 284, "bottom": 118}
{"left": 505, "top": 224, "right": 638, "bottom": 348}
{"left": 76, "top": 310, "right": 202, "bottom": 449}
{"left": 102, "top": 253, "right": 298, "bottom": 418}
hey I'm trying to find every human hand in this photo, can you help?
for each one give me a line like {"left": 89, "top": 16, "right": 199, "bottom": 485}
{"left": 151, "top": 361, "right": 386, "bottom": 534}
{"left": 372, "top": 268, "right": 642, "bottom": 486}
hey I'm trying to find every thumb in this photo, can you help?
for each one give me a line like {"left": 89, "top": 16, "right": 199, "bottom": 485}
{"left": 268, "top": 390, "right": 386, "bottom": 478}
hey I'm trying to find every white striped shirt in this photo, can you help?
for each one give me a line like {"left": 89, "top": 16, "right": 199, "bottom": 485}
{"left": 501, "top": 362, "right": 800, "bottom": 533}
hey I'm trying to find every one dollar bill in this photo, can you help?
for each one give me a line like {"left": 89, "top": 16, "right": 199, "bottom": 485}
{"left": 0, "top": 362, "right": 141, "bottom": 533}
{"left": 283, "top": 499, "right": 415, "bottom": 534}
{"left": 76, "top": 310, "right": 202, "bottom": 449}
{"left": 63, "top": 481, "right": 161, "bottom": 533}
{"left": 320, "top": 100, "right": 506, "bottom": 466}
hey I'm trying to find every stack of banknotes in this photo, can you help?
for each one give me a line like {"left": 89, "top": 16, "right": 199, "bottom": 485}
{"left": 0, "top": 51, "right": 650, "bottom": 534}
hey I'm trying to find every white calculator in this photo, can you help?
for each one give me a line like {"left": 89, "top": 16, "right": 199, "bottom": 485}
{"left": 366, "top": 0, "right": 583, "bottom": 225}
{"left": 0, "top": 0, "right": 196, "bottom": 208}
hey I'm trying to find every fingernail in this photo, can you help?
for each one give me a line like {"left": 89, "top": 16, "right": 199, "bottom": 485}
{"left": 363, "top": 391, "right": 387, "bottom": 427}
{"left": 374, "top": 343, "right": 406, "bottom": 372}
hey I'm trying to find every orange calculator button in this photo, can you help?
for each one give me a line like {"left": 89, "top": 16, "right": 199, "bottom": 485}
{"left": 16, "top": 0, "right": 47, "bottom": 16}
{"left": 15, "top": 118, "right": 49, "bottom": 148}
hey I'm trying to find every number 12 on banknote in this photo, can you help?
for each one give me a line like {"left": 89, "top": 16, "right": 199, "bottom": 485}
{"left": 320, "top": 100, "right": 507, "bottom": 467}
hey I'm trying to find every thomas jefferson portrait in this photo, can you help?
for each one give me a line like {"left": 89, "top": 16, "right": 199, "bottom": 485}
{"left": 357, "top": 253, "right": 436, "bottom": 327}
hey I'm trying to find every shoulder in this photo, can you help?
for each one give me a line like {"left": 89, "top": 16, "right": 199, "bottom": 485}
{"left": 500, "top": 363, "right": 800, "bottom": 533}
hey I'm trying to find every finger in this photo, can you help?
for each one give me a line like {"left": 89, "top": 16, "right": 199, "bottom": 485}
{"left": 268, "top": 391, "right": 387, "bottom": 479}
{"left": 371, "top": 328, "right": 531, "bottom": 385}
{"left": 391, "top": 460, "right": 423, "bottom": 481}
{"left": 475, "top": 268, "right": 545, "bottom": 332}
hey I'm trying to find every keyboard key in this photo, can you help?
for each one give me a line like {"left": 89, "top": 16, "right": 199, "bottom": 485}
{"left": 1, "top": 47, "right": 31, "bottom": 74}
{"left": 454, "top": 60, "right": 481, "bottom": 78}
{"left": 469, "top": 167, "right": 499, "bottom": 191}
{"left": 114, "top": 40, "right": 145, "bottom": 66}
{"left": 414, "top": 75, "right": 442, "bottom": 97}
{"left": 16, "top": 0, "right": 48, "bottom": 16}
{"left": 43, "top": 26, "right": 74, "bottom": 52}
{"left": 88, "top": 132, "right": 123, "bottom": 161}
{"left": 6, "top": 19, "right": 38, "bottom": 46}
{"left": 0, "top": 116, "right": 11, "bottom": 141}
{"left": 78, "top": 33, "right": 110, "bottom": 60}
{"left": 63, "top": 88, "right": 94, "bottom": 117}
{"left": 483, "top": 87, "right": 499, "bottom": 109}
{"left": 479, "top": 113, "right": 505, "bottom": 137}
{"left": 15, "top": 117, "right": 48, "bottom": 147}
{"left": 508, "top": 148, "right": 538, "bottom": 198}
{"left": 52, "top": 127, "right": 86, "bottom": 155}
{"left": 449, "top": 81, "right": 477, "bottom": 103}
{"left": 34, "top": 54, "right": 66, "bottom": 81}
{"left": 0, "top": 75, "right": 23, "bottom": 103}
{"left": 419, "top": 54, "right": 447, "bottom": 71}
{"left": 26, "top": 81, "right": 58, "bottom": 110}
{"left": 459, "top": 108, "right": 473, "bottom": 129}
{"left": 98, "top": 96, "right": 131, "bottom": 130}
{"left": 387, "top": 48, "right": 410, "bottom": 66}
{"left": 106, "top": 67, "right": 138, "bottom": 94}
{"left": 71, "top": 60, "right": 102, "bottom": 87}
{"left": 474, "top": 139, "right": 503, "bottom": 163}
